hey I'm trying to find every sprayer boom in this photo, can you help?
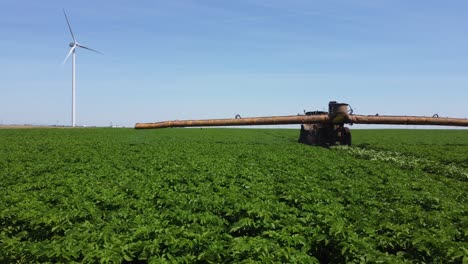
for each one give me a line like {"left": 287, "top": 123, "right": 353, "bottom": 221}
{"left": 135, "top": 101, "right": 468, "bottom": 147}
{"left": 135, "top": 114, "right": 468, "bottom": 129}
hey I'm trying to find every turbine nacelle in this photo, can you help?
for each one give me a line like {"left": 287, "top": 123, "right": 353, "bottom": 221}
{"left": 69, "top": 42, "right": 75, "bottom": 47}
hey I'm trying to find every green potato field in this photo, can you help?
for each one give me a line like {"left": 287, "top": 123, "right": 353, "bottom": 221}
{"left": 0, "top": 128, "right": 467, "bottom": 263}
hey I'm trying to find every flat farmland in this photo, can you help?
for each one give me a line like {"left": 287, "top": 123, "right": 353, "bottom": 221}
{"left": 1, "top": 128, "right": 467, "bottom": 263}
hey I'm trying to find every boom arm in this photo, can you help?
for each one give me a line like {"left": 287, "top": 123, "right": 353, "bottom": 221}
{"left": 135, "top": 115, "right": 330, "bottom": 129}
{"left": 348, "top": 115, "right": 468, "bottom": 126}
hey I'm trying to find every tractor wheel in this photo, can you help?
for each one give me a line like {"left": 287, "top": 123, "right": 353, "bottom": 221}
{"left": 343, "top": 127, "right": 352, "bottom": 146}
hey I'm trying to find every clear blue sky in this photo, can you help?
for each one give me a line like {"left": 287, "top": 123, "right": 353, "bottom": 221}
{"left": 1, "top": 0, "right": 467, "bottom": 127}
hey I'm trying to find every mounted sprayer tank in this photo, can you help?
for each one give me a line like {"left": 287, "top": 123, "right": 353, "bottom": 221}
{"left": 298, "top": 101, "right": 352, "bottom": 147}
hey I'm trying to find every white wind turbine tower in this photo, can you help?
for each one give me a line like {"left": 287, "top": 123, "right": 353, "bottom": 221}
{"left": 63, "top": 9, "right": 102, "bottom": 127}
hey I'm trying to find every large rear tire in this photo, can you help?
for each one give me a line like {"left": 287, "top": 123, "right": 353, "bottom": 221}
{"left": 343, "top": 127, "right": 351, "bottom": 146}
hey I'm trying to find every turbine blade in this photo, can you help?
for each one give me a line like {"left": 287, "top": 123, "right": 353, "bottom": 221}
{"left": 63, "top": 45, "right": 76, "bottom": 64}
{"left": 63, "top": 9, "right": 76, "bottom": 42}
{"left": 76, "top": 44, "right": 103, "bottom": 55}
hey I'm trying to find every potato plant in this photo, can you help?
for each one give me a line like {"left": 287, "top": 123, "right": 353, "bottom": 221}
{"left": 0, "top": 128, "right": 467, "bottom": 263}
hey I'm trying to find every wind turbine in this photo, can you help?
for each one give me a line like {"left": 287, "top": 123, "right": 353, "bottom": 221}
{"left": 63, "top": 9, "right": 102, "bottom": 127}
